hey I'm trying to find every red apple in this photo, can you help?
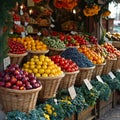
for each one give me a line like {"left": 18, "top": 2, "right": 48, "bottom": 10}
{"left": 10, "top": 76, "right": 17, "bottom": 84}
{"left": 4, "top": 74, "right": 10, "bottom": 82}
{"left": 5, "top": 82, "right": 12, "bottom": 88}
{"left": 12, "top": 85, "right": 19, "bottom": 90}
{"left": 16, "top": 80, "right": 23, "bottom": 87}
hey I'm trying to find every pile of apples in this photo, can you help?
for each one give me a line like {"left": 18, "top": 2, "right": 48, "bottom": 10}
{"left": 102, "top": 42, "right": 120, "bottom": 57}
{"left": 8, "top": 39, "right": 26, "bottom": 54}
{"left": 50, "top": 55, "right": 79, "bottom": 72}
{"left": 0, "top": 64, "right": 41, "bottom": 90}
{"left": 23, "top": 55, "right": 63, "bottom": 77}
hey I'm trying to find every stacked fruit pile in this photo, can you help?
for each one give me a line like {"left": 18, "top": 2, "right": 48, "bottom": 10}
{"left": 50, "top": 55, "right": 79, "bottom": 72}
{"left": 8, "top": 39, "right": 26, "bottom": 54}
{"left": 78, "top": 46, "right": 105, "bottom": 64}
{"left": 12, "top": 37, "right": 48, "bottom": 51}
{"left": 23, "top": 55, "right": 63, "bottom": 77}
{"left": 0, "top": 64, "right": 41, "bottom": 90}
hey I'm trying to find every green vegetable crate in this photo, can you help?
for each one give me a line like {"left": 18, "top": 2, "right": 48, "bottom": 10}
{"left": 96, "top": 92, "right": 113, "bottom": 118}
{"left": 76, "top": 106, "right": 96, "bottom": 120}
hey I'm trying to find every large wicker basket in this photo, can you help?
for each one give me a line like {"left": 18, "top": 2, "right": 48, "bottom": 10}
{"left": 27, "top": 50, "right": 49, "bottom": 60}
{"left": 59, "top": 70, "right": 79, "bottom": 90}
{"left": 75, "top": 66, "right": 95, "bottom": 86}
{"left": 0, "top": 86, "right": 42, "bottom": 113}
{"left": 37, "top": 74, "right": 65, "bottom": 102}
{"left": 92, "top": 62, "right": 106, "bottom": 79}
{"left": 102, "top": 58, "right": 117, "bottom": 75}
{"left": 8, "top": 52, "right": 28, "bottom": 65}
{"left": 47, "top": 47, "right": 66, "bottom": 56}
{"left": 112, "top": 57, "right": 120, "bottom": 71}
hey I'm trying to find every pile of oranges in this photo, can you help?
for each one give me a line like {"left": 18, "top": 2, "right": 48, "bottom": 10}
{"left": 78, "top": 46, "right": 105, "bottom": 64}
{"left": 12, "top": 37, "right": 48, "bottom": 51}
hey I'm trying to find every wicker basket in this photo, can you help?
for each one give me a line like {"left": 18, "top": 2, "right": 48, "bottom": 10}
{"left": 47, "top": 47, "right": 66, "bottom": 56}
{"left": 102, "top": 58, "right": 117, "bottom": 75}
{"left": 0, "top": 86, "right": 42, "bottom": 113}
{"left": 8, "top": 52, "right": 28, "bottom": 65}
{"left": 92, "top": 62, "right": 106, "bottom": 79}
{"left": 75, "top": 66, "right": 95, "bottom": 86}
{"left": 112, "top": 41, "right": 120, "bottom": 49}
{"left": 37, "top": 74, "right": 65, "bottom": 102}
{"left": 27, "top": 50, "right": 49, "bottom": 60}
{"left": 112, "top": 57, "right": 120, "bottom": 71}
{"left": 59, "top": 70, "right": 79, "bottom": 90}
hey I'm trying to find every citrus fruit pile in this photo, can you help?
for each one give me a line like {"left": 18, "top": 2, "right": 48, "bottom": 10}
{"left": 23, "top": 55, "right": 63, "bottom": 77}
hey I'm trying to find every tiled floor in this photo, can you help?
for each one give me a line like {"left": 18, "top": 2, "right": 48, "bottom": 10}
{"left": 97, "top": 105, "right": 120, "bottom": 120}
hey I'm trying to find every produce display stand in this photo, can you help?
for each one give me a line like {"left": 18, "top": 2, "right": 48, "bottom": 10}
{"left": 47, "top": 47, "right": 66, "bottom": 56}
{"left": 75, "top": 66, "right": 95, "bottom": 86}
{"left": 92, "top": 62, "right": 106, "bottom": 79}
{"left": 37, "top": 74, "right": 65, "bottom": 102}
{"left": 58, "top": 70, "right": 79, "bottom": 90}
{"left": 112, "top": 57, "right": 120, "bottom": 71}
{"left": 77, "top": 106, "right": 96, "bottom": 120}
{"left": 8, "top": 52, "right": 28, "bottom": 65}
{"left": 102, "top": 58, "right": 117, "bottom": 75}
{"left": 27, "top": 50, "right": 49, "bottom": 60}
{"left": 0, "top": 86, "right": 42, "bottom": 113}
{"left": 64, "top": 114, "right": 76, "bottom": 120}
{"left": 112, "top": 41, "right": 120, "bottom": 50}
{"left": 96, "top": 92, "right": 113, "bottom": 118}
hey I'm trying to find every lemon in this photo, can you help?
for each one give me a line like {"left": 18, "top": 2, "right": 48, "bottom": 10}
{"left": 36, "top": 61, "right": 42, "bottom": 65}
{"left": 49, "top": 74, "right": 54, "bottom": 77}
{"left": 30, "top": 64, "right": 35, "bottom": 69}
{"left": 33, "top": 55, "right": 39, "bottom": 59}
{"left": 42, "top": 65, "right": 47, "bottom": 69}
{"left": 44, "top": 69, "right": 51, "bottom": 74}
{"left": 42, "top": 73, "right": 48, "bottom": 77}
{"left": 39, "top": 69, "right": 45, "bottom": 74}
{"left": 36, "top": 65, "right": 41, "bottom": 69}
{"left": 35, "top": 73, "right": 41, "bottom": 77}
{"left": 33, "top": 68, "right": 38, "bottom": 74}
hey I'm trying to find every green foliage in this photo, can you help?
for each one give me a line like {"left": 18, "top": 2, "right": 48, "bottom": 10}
{"left": 91, "top": 80, "right": 111, "bottom": 101}
{"left": 101, "top": 74, "right": 120, "bottom": 91}
{"left": 80, "top": 84, "right": 100, "bottom": 106}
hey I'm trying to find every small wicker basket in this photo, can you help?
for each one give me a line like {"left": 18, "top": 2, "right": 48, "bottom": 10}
{"left": 8, "top": 52, "right": 28, "bottom": 65}
{"left": 102, "top": 58, "right": 117, "bottom": 75}
{"left": 92, "top": 62, "right": 106, "bottom": 79}
{"left": 75, "top": 66, "right": 95, "bottom": 86}
{"left": 112, "top": 57, "right": 120, "bottom": 71}
{"left": 27, "top": 50, "right": 49, "bottom": 60}
{"left": 58, "top": 70, "right": 79, "bottom": 90}
{"left": 37, "top": 74, "right": 65, "bottom": 102}
{"left": 0, "top": 86, "right": 42, "bottom": 113}
{"left": 47, "top": 47, "right": 66, "bottom": 56}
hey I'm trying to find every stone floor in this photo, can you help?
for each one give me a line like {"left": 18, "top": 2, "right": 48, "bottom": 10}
{"left": 97, "top": 105, "right": 120, "bottom": 120}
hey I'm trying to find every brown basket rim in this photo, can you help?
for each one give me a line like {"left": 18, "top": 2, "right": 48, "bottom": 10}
{"left": 37, "top": 73, "right": 65, "bottom": 80}
{"left": 106, "top": 58, "right": 117, "bottom": 61}
{"left": 95, "top": 62, "right": 106, "bottom": 66}
{"left": 64, "top": 70, "right": 79, "bottom": 74}
{"left": 8, "top": 52, "right": 28, "bottom": 57}
{"left": 66, "top": 46, "right": 79, "bottom": 49}
{"left": 27, "top": 50, "right": 49, "bottom": 54}
{"left": 0, "top": 86, "right": 42, "bottom": 93}
{"left": 79, "top": 66, "right": 95, "bottom": 70}
{"left": 49, "top": 47, "right": 66, "bottom": 51}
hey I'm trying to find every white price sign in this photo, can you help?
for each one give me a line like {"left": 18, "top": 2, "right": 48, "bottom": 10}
{"left": 84, "top": 79, "right": 93, "bottom": 90}
{"left": 68, "top": 86, "right": 77, "bottom": 100}
{"left": 21, "top": 32, "right": 25, "bottom": 38}
{"left": 3, "top": 57, "right": 10, "bottom": 70}
{"left": 96, "top": 75, "right": 104, "bottom": 84}
{"left": 108, "top": 72, "right": 116, "bottom": 79}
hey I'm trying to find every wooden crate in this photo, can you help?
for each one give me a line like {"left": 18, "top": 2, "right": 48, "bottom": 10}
{"left": 96, "top": 93, "right": 113, "bottom": 118}
{"left": 64, "top": 114, "right": 76, "bottom": 120}
{"left": 113, "top": 90, "right": 120, "bottom": 108}
{"left": 77, "top": 106, "right": 96, "bottom": 120}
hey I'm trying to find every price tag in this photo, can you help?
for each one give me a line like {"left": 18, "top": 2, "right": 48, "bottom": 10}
{"left": 3, "top": 57, "right": 10, "bottom": 70}
{"left": 84, "top": 79, "right": 93, "bottom": 90}
{"left": 37, "top": 32, "right": 41, "bottom": 36}
{"left": 21, "top": 32, "right": 25, "bottom": 38}
{"left": 24, "top": 22, "right": 28, "bottom": 26}
{"left": 50, "top": 16, "right": 55, "bottom": 22}
{"left": 50, "top": 24, "right": 55, "bottom": 28}
{"left": 96, "top": 75, "right": 104, "bottom": 84}
{"left": 108, "top": 72, "right": 116, "bottom": 79}
{"left": 54, "top": 99, "right": 58, "bottom": 105}
{"left": 70, "top": 31, "right": 77, "bottom": 35}
{"left": 68, "top": 86, "right": 76, "bottom": 100}
{"left": 20, "top": 9, "right": 24, "bottom": 15}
